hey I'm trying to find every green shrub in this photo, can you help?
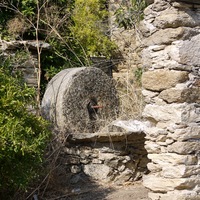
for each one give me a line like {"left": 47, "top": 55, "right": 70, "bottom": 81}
{"left": 0, "top": 66, "right": 50, "bottom": 198}
{"left": 0, "top": 0, "right": 118, "bottom": 87}
{"left": 70, "top": 0, "right": 117, "bottom": 58}
{"left": 115, "top": 0, "right": 147, "bottom": 29}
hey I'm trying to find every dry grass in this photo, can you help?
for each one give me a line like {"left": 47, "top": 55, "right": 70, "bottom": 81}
{"left": 113, "top": 69, "right": 144, "bottom": 120}
{"left": 7, "top": 16, "right": 29, "bottom": 38}
{"left": 15, "top": 63, "right": 145, "bottom": 200}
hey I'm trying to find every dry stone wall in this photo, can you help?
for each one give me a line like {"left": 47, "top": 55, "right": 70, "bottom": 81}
{"left": 59, "top": 121, "right": 150, "bottom": 185}
{"left": 109, "top": 0, "right": 142, "bottom": 86}
{"left": 140, "top": 0, "right": 200, "bottom": 199}
{"left": 0, "top": 40, "right": 50, "bottom": 87}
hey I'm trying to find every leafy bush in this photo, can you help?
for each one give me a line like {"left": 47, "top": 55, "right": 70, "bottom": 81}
{"left": 1, "top": 0, "right": 118, "bottom": 92}
{"left": 70, "top": 0, "right": 117, "bottom": 58}
{"left": 0, "top": 66, "right": 50, "bottom": 198}
{"left": 115, "top": 0, "right": 147, "bottom": 29}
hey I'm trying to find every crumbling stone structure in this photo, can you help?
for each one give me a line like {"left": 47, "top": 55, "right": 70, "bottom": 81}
{"left": 140, "top": 0, "right": 200, "bottom": 199}
{"left": 0, "top": 40, "right": 50, "bottom": 87}
{"left": 62, "top": 123, "right": 149, "bottom": 185}
{"left": 109, "top": 0, "right": 142, "bottom": 85}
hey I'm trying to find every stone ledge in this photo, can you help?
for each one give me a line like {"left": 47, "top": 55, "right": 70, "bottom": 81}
{"left": 0, "top": 40, "right": 51, "bottom": 51}
{"left": 67, "top": 120, "right": 150, "bottom": 142}
{"left": 68, "top": 131, "right": 145, "bottom": 143}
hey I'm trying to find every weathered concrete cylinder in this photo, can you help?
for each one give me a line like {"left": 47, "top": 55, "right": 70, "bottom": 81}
{"left": 41, "top": 67, "right": 119, "bottom": 133}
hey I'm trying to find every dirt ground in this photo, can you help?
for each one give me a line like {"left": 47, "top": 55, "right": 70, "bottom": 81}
{"left": 29, "top": 167, "right": 150, "bottom": 200}
{"left": 104, "top": 183, "right": 150, "bottom": 200}
{"left": 25, "top": 164, "right": 150, "bottom": 200}
{"left": 25, "top": 171, "right": 150, "bottom": 200}
{"left": 53, "top": 181, "right": 150, "bottom": 200}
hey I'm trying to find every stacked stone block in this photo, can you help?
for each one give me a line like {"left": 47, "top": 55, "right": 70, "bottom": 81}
{"left": 60, "top": 130, "right": 149, "bottom": 185}
{"left": 0, "top": 40, "right": 50, "bottom": 88}
{"left": 109, "top": 0, "right": 142, "bottom": 85}
{"left": 140, "top": 0, "right": 200, "bottom": 199}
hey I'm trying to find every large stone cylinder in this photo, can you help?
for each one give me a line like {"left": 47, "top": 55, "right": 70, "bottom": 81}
{"left": 41, "top": 67, "right": 119, "bottom": 133}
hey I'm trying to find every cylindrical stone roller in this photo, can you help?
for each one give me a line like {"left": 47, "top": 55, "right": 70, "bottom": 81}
{"left": 41, "top": 67, "right": 119, "bottom": 133}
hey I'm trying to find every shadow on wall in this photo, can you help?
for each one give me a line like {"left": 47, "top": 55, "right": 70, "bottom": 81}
{"left": 21, "top": 119, "right": 151, "bottom": 200}
{"left": 23, "top": 138, "right": 114, "bottom": 200}
{"left": 37, "top": 171, "right": 113, "bottom": 200}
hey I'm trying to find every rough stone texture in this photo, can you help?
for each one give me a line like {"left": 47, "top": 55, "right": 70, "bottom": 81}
{"left": 62, "top": 128, "right": 150, "bottom": 184}
{"left": 142, "top": 90, "right": 160, "bottom": 104}
{"left": 0, "top": 40, "right": 50, "bottom": 88}
{"left": 41, "top": 67, "right": 119, "bottom": 133}
{"left": 147, "top": 153, "right": 197, "bottom": 166}
{"left": 15, "top": 59, "right": 38, "bottom": 87}
{"left": 140, "top": 0, "right": 200, "bottom": 199}
{"left": 143, "top": 103, "right": 200, "bottom": 126}
{"left": 159, "top": 87, "right": 200, "bottom": 103}
{"left": 142, "top": 27, "right": 198, "bottom": 46}
{"left": 154, "top": 6, "right": 200, "bottom": 28}
{"left": 179, "top": 34, "right": 200, "bottom": 66}
{"left": 168, "top": 126, "right": 200, "bottom": 141}
{"left": 143, "top": 175, "right": 200, "bottom": 192}
{"left": 167, "top": 142, "right": 200, "bottom": 154}
{"left": 142, "top": 69, "right": 189, "bottom": 91}
{"left": 83, "top": 164, "right": 111, "bottom": 181}
{"left": 162, "top": 165, "right": 200, "bottom": 178}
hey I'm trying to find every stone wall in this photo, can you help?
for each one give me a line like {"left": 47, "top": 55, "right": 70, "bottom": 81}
{"left": 109, "top": 0, "right": 142, "bottom": 84}
{"left": 108, "top": 0, "right": 150, "bottom": 119}
{"left": 0, "top": 40, "right": 50, "bottom": 87}
{"left": 60, "top": 123, "right": 150, "bottom": 185}
{"left": 2, "top": 1, "right": 200, "bottom": 197}
{"left": 140, "top": 0, "right": 200, "bottom": 199}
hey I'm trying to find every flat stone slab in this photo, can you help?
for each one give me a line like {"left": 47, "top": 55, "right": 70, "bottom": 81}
{"left": 0, "top": 40, "right": 51, "bottom": 51}
{"left": 68, "top": 131, "right": 145, "bottom": 143}
{"left": 68, "top": 120, "right": 150, "bottom": 142}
